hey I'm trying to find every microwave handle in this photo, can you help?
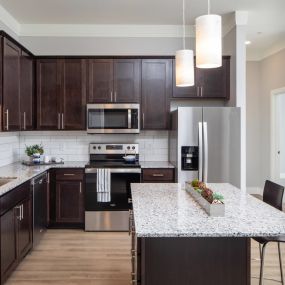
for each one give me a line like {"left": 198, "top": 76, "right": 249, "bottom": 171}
{"left": 128, "top": 109, "right": 131, "bottom": 129}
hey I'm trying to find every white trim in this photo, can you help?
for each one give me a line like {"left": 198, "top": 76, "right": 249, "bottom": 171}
{"left": 247, "top": 187, "right": 263, "bottom": 195}
{"left": 0, "top": 5, "right": 20, "bottom": 35}
{"left": 270, "top": 87, "right": 285, "bottom": 181}
{"left": 19, "top": 24, "right": 196, "bottom": 38}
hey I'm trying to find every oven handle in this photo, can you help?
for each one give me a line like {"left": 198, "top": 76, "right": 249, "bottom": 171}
{"left": 85, "top": 168, "right": 142, "bottom": 174}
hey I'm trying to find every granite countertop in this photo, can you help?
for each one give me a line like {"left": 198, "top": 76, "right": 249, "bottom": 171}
{"left": 0, "top": 161, "right": 86, "bottom": 197}
{"left": 140, "top": 161, "right": 174, "bottom": 168}
{"left": 131, "top": 183, "right": 285, "bottom": 238}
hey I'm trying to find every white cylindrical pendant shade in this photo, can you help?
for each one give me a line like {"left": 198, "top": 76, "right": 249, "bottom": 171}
{"left": 175, "top": 49, "right": 195, "bottom": 87}
{"left": 196, "top": 14, "right": 222, "bottom": 68}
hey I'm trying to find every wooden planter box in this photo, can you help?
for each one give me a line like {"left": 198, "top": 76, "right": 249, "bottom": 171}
{"left": 185, "top": 182, "right": 225, "bottom": 217}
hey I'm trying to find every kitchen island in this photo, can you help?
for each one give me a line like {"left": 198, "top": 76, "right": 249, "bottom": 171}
{"left": 130, "top": 183, "right": 285, "bottom": 285}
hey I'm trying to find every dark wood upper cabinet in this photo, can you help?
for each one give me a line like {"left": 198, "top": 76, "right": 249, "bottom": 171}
{"left": 2, "top": 38, "right": 21, "bottom": 131}
{"left": 37, "top": 58, "right": 87, "bottom": 130}
{"left": 113, "top": 59, "right": 141, "bottom": 103}
{"left": 196, "top": 57, "right": 230, "bottom": 99}
{"left": 37, "top": 59, "right": 60, "bottom": 130}
{"left": 141, "top": 59, "right": 172, "bottom": 130}
{"left": 88, "top": 59, "right": 113, "bottom": 103}
{"left": 60, "top": 59, "right": 87, "bottom": 130}
{"left": 20, "top": 51, "right": 34, "bottom": 130}
{"left": 172, "top": 56, "right": 230, "bottom": 99}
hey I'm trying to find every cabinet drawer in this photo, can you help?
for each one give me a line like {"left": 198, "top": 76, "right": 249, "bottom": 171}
{"left": 0, "top": 181, "right": 31, "bottom": 216}
{"left": 55, "top": 169, "right": 84, "bottom": 181}
{"left": 142, "top": 168, "right": 174, "bottom": 182}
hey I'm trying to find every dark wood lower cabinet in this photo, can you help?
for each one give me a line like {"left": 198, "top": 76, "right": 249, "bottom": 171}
{"left": 49, "top": 169, "right": 84, "bottom": 227}
{"left": 135, "top": 237, "right": 250, "bottom": 285}
{"left": 142, "top": 168, "right": 174, "bottom": 183}
{"left": 0, "top": 181, "right": 32, "bottom": 285}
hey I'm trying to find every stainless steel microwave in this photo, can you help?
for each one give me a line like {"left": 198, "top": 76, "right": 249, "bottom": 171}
{"left": 87, "top": 104, "right": 140, "bottom": 134}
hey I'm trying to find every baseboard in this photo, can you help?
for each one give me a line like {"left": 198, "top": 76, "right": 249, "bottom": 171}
{"left": 247, "top": 187, "right": 263, "bottom": 195}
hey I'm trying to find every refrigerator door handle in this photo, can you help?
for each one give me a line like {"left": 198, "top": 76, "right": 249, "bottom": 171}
{"left": 203, "top": 122, "right": 209, "bottom": 183}
{"left": 198, "top": 122, "right": 203, "bottom": 181}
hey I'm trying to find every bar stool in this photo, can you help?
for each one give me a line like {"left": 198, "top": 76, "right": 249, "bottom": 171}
{"left": 253, "top": 180, "right": 285, "bottom": 285}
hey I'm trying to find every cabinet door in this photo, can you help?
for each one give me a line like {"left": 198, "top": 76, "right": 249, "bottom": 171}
{"left": 20, "top": 51, "right": 34, "bottom": 130}
{"left": 172, "top": 59, "right": 198, "bottom": 98}
{"left": 17, "top": 198, "right": 32, "bottom": 260}
{"left": 2, "top": 38, "right": 21, "bottom": 131}
{"left": 1, "top": 207, "right": 17, "bottom": 281}
{"left": 56, "top": 181, "right": 84, "bottom": 223}
{"left": 60, "top": 59, "right": 87, "bottom": 130}
{"left": 141, "top": 59, "right": 172, "bottom": 130}
{"left": 196, "top": 57, "right": 230, "bottom": 99}
{"left": 88, "top": 59, "right": 113, "bottom": 103}
{"left": 37, "top": 59, "right": 61, "bottom": 130}
{"left": 113, "top": 59, "right": 141, "bottom": 103}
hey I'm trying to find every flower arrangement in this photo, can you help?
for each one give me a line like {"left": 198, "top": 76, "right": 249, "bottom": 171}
{"left": 191, "top": 179, "right": 224, "bottom": 204}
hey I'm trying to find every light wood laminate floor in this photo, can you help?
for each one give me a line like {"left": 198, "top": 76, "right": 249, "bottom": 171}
{"left": 6, "top": 230, "right": 285, "bottom": 285}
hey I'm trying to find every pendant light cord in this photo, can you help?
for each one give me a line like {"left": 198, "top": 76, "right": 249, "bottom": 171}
{"left": 182, "top": 0, "right": 186, "bottom": 49}
{"left": 208, "top": 0, "right": 210, "bottom": 14}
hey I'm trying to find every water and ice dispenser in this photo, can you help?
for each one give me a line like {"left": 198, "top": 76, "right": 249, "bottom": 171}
{"left": 181, "top": 146, "right": 199, "bottom": 171}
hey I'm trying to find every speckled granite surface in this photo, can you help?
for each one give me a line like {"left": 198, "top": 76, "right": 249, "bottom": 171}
{"left": 131, "top": 183, "right": 285, "bottom": 238}
{"left": 0, "top": 162, "right": 86, "bottom": 197}
{"left": 140, "top": 161, "right": 174, "bottom": 168}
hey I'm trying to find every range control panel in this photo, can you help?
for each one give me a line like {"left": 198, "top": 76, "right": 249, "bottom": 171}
{"left": 89, "top": 143, "right": 139, "bottom": 155}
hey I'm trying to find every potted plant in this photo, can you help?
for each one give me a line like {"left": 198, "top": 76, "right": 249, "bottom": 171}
{"left": 25, "top": 144, "right": 44, "bottom": 164}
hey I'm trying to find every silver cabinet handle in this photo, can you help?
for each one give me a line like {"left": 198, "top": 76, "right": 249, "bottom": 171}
{"left": 5, "top": 109, "right": 9, "bottom": 130}
{"left": 197, "top": 86, "right": 200, "bottom": 97}
{"left": 23, "top": 112, "right": 26, "bottom": 130}
{"left": 114, "top": 91, "right": 117, "bottom": 102}
{"left": 58, "top": 113, "right": 61, "bottom": 130}
{"left": 61, "top": 113, "right": 64, "bottom": 129}
{"left": 200, "top": 86, "right": 203, "bottom": 97}
{"left": 63, "top": 173, "right": 75, "bottom": 176}
{"left": 142, "top": 113, "right": 145, "bottom": 129}
{"left": 79, "top": 182, "right": 82, "bottom": 194}
{"left": 15, "top": 205, "right": 21, "bottom": 220}
{"left": 111, "top": 91, "right": 113, "bottom": 102}
{"left": 152, "top": 173, "right": 164, "bottom": 177}
{"left": 47, "top": 172, "right": 50, "bottom": 184}
{"left": 21, "top": 204, "right": 24, "bottom": 220}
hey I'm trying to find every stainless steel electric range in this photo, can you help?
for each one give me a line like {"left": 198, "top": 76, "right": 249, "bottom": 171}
{"left": 85, "top": 143, "right": 141, "bottom": 231}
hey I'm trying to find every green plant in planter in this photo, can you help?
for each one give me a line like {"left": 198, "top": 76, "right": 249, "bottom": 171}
{"left": 212, "top": 193, "right": 224, "bottom": 203}
{"left": 25, "top": 144, "right": 44, "bottom": 157}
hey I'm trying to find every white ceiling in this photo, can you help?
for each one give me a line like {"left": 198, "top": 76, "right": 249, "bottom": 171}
{"left": 0, "top": 0, "right": 284, "bottom": 60}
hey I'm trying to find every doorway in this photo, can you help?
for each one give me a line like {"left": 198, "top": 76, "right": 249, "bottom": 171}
{"left": 271, "top": 88, "right": 285, "bottom": 187}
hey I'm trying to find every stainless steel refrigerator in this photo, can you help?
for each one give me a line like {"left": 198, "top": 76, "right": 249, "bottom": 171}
{"left": 169, "top": 107, "right": 241, "bottom": 188}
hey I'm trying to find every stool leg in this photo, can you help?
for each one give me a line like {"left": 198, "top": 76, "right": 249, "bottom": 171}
{"left": 259, "top": 243, "right": 262, "bottom": 259}
{"left": 259, "top": 243, "right": 267, "bottom": 285}
{"left": 278, "top": 242, "right": 284, "bottom": 285}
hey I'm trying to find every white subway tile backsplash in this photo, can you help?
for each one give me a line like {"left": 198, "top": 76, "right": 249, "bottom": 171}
{"left": 19, "top": 131, "right": 169, "bottom": 162}
{"left": 0, "top": 132, "right": 20, "bottom": 167}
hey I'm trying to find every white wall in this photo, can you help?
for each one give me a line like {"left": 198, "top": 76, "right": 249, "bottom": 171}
{"left": 0, "top": 133, "right": 19, "bottom": 167}
{"left": 246, "top": 48, "right": 285, "bottom": 193}
{"left": 19, "top": 131, "right": 169, "bottom": 162}
{"left": 276, "top": 94, "right": 285, "bottom": 175}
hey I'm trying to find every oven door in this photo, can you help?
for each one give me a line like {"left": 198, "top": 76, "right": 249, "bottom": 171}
{"left": 87, "top": 104, "right": 140, "bottom": 133}
{"left": 85, "top": 168, "right": 141, "bottom": 211}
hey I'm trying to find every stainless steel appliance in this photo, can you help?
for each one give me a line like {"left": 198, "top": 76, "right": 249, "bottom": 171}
{"left": 85, "top": 143, "right": 141, "bottom": 231}
{"left": 31, "top": 172, "right": 48, "bottom": 248}
{"left": 87, "top": 104, "right": 140, "bottom": 134}
{"left": 169, "top": 107, "right": 241, "bottom": 187}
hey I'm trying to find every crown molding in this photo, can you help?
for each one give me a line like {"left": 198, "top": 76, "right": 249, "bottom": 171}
{"left": 0, "top": 5, "right": 20, "bottom": 35}
{"left": 20, "top": 24, "right": 196, "bottom": 38}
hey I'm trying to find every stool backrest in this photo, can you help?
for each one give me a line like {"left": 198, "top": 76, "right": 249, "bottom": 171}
{"left": 263, "top": 180, "right": 284, "bottom": 211}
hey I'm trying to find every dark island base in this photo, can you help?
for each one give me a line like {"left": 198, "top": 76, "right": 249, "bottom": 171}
{"left": 138, "top": 237, "right": 250, "bottom": 285}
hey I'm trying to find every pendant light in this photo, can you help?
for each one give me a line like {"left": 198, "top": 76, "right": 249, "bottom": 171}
{"left": 175, "top": 0, "right": 194, "bottom": 87}
{"left": 195, "top": 0, "right": 222, "bottom": 68}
